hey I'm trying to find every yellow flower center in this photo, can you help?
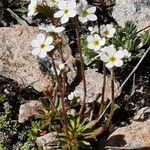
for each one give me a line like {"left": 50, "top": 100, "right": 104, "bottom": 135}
{"left": 64, "top": 9, "right": 69, "bottom": 15}
{"left": 82, "top": 9, "right": 89, "bottom": 17}
{"left": 50, "top": 0, "right": 56, "bottom": 3}
{"left": 40, "top": 43, "right": 46, "bottom": 49}
{"left": 103, "top": 31, "right": 109, "bottom": 36}
{"left": 93, "top": 40, "right": 100, "bottom": 46}
{"left": 108, "top": 56, "right": 116, "bottom": 63}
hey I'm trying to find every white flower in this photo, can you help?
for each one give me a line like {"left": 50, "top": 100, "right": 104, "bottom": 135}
{"left": 77, "top": 0, "right": 97, "bottom": 23}
{"left": 68, "top": 92, "right": 75, "bottom": 100}
{"left": 27, "top": 0, "right": 37, "bottom": 17}
{"left": 88, "top": 25, "right": 99, "bottom": 34}
{"left": 27, "top": 0, "right": 42, "bottom": 17}
{"left": 68, "top": 90, "right": 80, "bottom": 101}
{"left": 87, "top": 34, "right": 105, "bottom": 51}
{"left": 54, "top": 0, "right": 77, "bottom": 24}
{"left": 100, "top": 24, "right": 116, "bottom": 38}
{"left": 46, "top": 0, "right": 60, "bottom": 7}
{"left": 30, "top": 33, "right": 54, "bottom": 58}
{"left": 100, "top": 45, "right": 124, "bottom": 68}
{"left": 118, "top": 47, "right": 131, "bottom": 58}
{"left": 39, "top": 24, "right": 65, "bottom": 33}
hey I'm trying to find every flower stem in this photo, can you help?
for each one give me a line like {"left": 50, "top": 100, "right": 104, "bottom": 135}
{"left": 99, "top": 64, "right": 106, "bottom": 115}
{"left": 86, "top": 67, "right": 115, "bottom": 139}
{"left": 74, "top": 18, "right": 87, "bottom": 115}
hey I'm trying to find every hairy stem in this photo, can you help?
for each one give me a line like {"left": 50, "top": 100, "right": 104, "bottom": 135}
{"left": 74, "top": 18, "right": 87, "bottom": 115}
{"left": 99, "top": 64, "right": 106, "bottom": 115}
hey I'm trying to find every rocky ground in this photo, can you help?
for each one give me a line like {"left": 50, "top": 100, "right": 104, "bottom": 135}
{"left": 0, "top": 0, "right": 150, "bottom": 149}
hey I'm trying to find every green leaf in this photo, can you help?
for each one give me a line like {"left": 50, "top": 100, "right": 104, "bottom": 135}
{"left": 84, "top": 119, "right": 98, "bottom": 130}
{"left": 13, "top": 7, "right": 28, "bottom": 13}
{"left": 84, "top": 127, "right": 103, "bottom": 139}
{"left": 6, "top": 8, "right": 28, "bottom": 25}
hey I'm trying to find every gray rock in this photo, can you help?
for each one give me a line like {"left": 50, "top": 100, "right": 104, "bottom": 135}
{"left": 75, "top": 69, "right": 120, "bottom": 103}
{"left": 18, "top": 100, "right": 43, "bottom": 123}
{"left": 36, "top": 132, "right": 60, "bottom": 150}
{"left": 112, "top": 0, "right": 150, "bottom": 29}
{"left": 0, "top": 25, "right": 76, "bottom": 91}
{"left": 106, "top": 107, "right": 150, "bottom": 149}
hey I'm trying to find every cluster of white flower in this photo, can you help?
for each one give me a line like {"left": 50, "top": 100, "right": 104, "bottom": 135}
{"left": 100, "top": 45, "right": 131, "bottom": 68}
{"left": 29, "top": 0, "right": 131, "bottom": 67}
{"left": 54, "top": 0, "right": 97, "bottom": 24}
{"left": 68, "top": 90, "right": 80, "bottom": 101}
{"left": 28, "top": 0, "right": 97, "bottom": 24}
{"left": 30, "top": 22, "right": 65, "bottom": 58}
{"left": 86, "top": 24, "right": 131, "bottom": 68}
{"left": 30, "top": 33, "right": 54, "bottom": 58}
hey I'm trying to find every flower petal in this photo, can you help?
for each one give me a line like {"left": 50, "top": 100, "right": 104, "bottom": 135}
{"left": 107, "top": 48, "right": 116, "bottom": 56}
{"left": 100, "top": 38, "right": 106, "bottom": 46}
{"left": 69, "top": 10, "right": 77, "bottom": 17}
{"left": 30, "top": 40, "right": 39, "bottom": 47}
{"left": 87, "top": 43, "right": 95, "bottom": 49}
{"left": 58, "top": 1, "right": 67, "bottom": 10}
{"left": 32, "top": 48, "right": 40, "bottom": 56}
{"left": 78, "top": 16, "right": 88, "bottom": 23}
{"left": 36, "top": 33, "right": 45, "bottom": 43}
{"left": 87, "top": 35, "right": 94, "bottom": 43}
{"left": 106, "top": 62, "right": 114, "bottom": 68}
{"left": 61, "top": 16, "right": 69, "bottom": 24}
{"left": 55, "top": 26, "right": 65, "bottom": 33}
{"left": 100, "top": 54, "right": 108, "bottom": 62}
{"left": 45, "top": 45, "right": 54, "bottom": 52}
{"left": 87, "top": 6, "right": 96, "bottom": 13}
{"left": 115, "top": 59, "right": 123, "bottom": 67}
{"left": 54, "top": 11, "right": 63, "bottom": 18}
{"left": 45, "top": 36, "right": 53, "bottom": 45}
{"left": 87, "top": 14, "right": 97, "bottom": 21}
{"left": 115, "top": 50, "right": 124, "bottom": 59}
{"left": 38, "top": 52, "right": 47, "bottom": 58}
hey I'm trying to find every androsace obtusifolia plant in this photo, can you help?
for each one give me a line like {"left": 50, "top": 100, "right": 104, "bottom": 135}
{"left": 27, "top": 0, "right": 150, "bottom": 149}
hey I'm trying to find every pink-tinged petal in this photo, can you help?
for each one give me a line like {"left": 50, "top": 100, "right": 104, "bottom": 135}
{"left": 38, "top": 52, "right": 47, "bottom": 58}
{"left": 87, "top": 6, "right": 96, "bottom": 13}
{"left": 58, "top": 1, "right": 67, "bottom": 10}
{"left": 78, "top": 16, "right": 88, "bottom": 23}
{"left": 87, "top": 44, "right": 95, "bottom": 49}
{"left": 107, "top": 48, "right": 116, "bottom": 56}
{"left": 61, "top": 16, "right": 69, "bottom": 24}
{"left": 30, "top": 40, "right": 39, "bottom": 47}
{"left": 100, "top": 54, "right": 109, "bottom": 62}
{"left": 115, "top": 50, "right": 124, "bottom": 59}
{"left": 100, "top": 38, "right": 106, "bottom": 46}
{"left": 45, "top": 36, "right": 53, "bottom": 45}
{"left": 106, "top": 62, "right": 114, "bottom": 68}
{"left": 32, "top": 48, "right": 40, "bottom": 56}
{"left": 94, "top": 34, "right": 101, "bottom": 40}
{"left": 94, "top": 45, "right": 100, "bottom": 50}
{"left": 36, "top": 33, "right": 45, "bottom": 43}
{"left": 87, "top": 14, "right": 97, "bottom": 21}
{"left": 115, "top": 59, "right": 123, "bottom": 67}
{"left": 54, "top": 11, "right": 63, "bottom": 18}
{"left": 45, "top": 45, "right": 54, "bottom": 52}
